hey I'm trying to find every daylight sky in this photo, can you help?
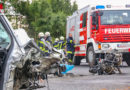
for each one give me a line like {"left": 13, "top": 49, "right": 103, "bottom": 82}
{"left": 71, "top": 0, "right": 130, "bottom": 9}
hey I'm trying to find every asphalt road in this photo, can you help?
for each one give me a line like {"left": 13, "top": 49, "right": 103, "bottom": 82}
{"left": 37, "top": 60, "right": 130, "bottom": 90}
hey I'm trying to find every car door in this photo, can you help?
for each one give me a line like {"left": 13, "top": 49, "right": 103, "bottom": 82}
{"left": 0, "top": 15, "right": 14, "bottom": 90}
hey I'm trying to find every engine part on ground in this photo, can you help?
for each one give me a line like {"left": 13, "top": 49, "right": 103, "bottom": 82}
{"left": 89, "top": 50, "right": 123, "bottom": 75}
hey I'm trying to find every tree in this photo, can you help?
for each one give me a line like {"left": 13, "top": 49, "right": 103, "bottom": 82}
{"left": 72, "top": 1, "right": 78, "bottom": 13}
{"left": 5, "top": 0, "right": 78, "bottom": 40}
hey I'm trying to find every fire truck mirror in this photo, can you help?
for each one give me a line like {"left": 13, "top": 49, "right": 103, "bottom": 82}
{"left": 92, "top": 12, "right": 99, "bottom": 30}
{"left": 92, "top": 27, "right": 96, "bottom": 30}
{"left": 92, "top": 16, "right": 96, "bottom": 25}
{"left": 98, "top": 11, "right": 103, "bottom": 16}
{"left": 92, "top": 12, "right": 97, "bottom": 25}
{"left": 96, "top": 25, "right": 99, "bottom": 30}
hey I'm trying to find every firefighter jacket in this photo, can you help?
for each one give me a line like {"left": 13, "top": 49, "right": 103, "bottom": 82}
{"left": 66, "top": 37, "right": 75, "bottom": 54}
{"left": 46, "top": 36, "right": 52, "bottom": 45}
{"left": 38, "top": 38, "right": 45, "bottom": 52}
{"left": 58, "top": 40, "right": 66, "bottom": 49}
{"left": 53, "top": 41, "right": 59, "bottom": 49}
{"left": 45, "top": 37, "right": 52, "bottom": 53}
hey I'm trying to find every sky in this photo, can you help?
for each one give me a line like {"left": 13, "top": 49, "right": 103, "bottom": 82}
{"left": 71, "top": 0, "right": 130, "bottom": 9}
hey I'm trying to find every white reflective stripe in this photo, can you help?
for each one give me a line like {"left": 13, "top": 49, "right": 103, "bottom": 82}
{"left": 80, "top": 45, "right": 86, "bottom": 51}
{"left": 75, "top": 44, "right": 86, "bottom": 47}
{"left": 78, "top": 28, "right": 83, "bottom": 32}
{"left": 75, "top": 51, "right": 86, "bottom": 54}
{"left": 79, "top": 36, "right": 84, "bottom": 41}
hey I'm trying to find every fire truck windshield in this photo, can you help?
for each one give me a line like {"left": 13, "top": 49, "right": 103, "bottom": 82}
{"left": 101, "top": 10, "right": 130, "bottom": 25}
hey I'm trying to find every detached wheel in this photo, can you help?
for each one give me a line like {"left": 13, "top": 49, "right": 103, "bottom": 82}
{"left": 73, "top": 56, "right": 81, "bottom": 65}
{"left": 87, "top": 46, "right": 96, "bottom": 67}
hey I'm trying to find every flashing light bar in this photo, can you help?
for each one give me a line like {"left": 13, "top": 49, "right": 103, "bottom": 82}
{"left": 96, "top": 5, "right": 105, "bottom": 9}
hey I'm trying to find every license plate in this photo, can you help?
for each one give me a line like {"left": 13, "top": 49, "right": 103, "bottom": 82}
{"left": 117, "top": 44, "right": 130, "bottom": 48}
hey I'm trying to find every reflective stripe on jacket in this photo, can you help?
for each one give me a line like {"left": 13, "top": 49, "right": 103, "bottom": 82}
{"left": 53, "top": 42, "right": 59, "bottom": 49}
{"left": 66, "top": 37, "right": 75, "bottom": 54}
{"left": 58, "top": 40, "right": 65, "bottom": 49}
{"left": 38, "top": 38, "right": 45, "bottom": 51}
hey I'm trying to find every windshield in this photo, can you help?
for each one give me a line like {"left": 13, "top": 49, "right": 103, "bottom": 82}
{"left": 0, "top": 22, "right": 11, "bottom": 49}
{"left": 101, "top": 10, "right": 130, "bottom": 25}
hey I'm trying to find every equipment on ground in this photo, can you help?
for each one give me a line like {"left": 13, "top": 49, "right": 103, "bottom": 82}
{"left": 89, "top": 49, "right": 122, "bottom": 75}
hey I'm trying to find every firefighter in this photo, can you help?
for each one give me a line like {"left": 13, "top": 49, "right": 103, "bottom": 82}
{"left": 45, "top": 32, "right": 52, "bottom": 56}
{"left": 45, "top": 32, "right": 52, "bottom": 45}
{"left": 38, "top": 32, "right": 45, "bottom": 52}
{"left": 66, "top": 33, "right": 75, "bottom": 64}
{"left": 58, "top": 36, "right": 66, "bottom": 49}
{"left": 53, "top": 38, "right": 59, "bottom": 49}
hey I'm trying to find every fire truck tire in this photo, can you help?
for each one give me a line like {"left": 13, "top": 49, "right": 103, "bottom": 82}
{"left": 126, "top": 60, "right": 130, "bottom": 66}
{"left": 123, "top": 54, "right": 130, "bottom": 66}
{"left": 73, "top": 56, "right": 81, "bottom": 65}
{"left": 87, "top": 46, "right": 96, "bottom": 67}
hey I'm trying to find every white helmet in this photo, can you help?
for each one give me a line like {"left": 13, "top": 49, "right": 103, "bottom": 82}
{"left": 45, "top": 32, "right": 50, "bottom": 36}
{"left": 60, "top": 36, "right": 64, "bottom": 40}
{"left": 38, "top": 32, "right": 44, "bottom": 37}
{"left": 55, "top": 38, "right": 59, "bottom": 42}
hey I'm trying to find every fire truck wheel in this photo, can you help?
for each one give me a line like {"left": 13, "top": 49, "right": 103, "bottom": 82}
{"left": 73, "top": 56, "right": 81, "bottom": 65}
{"left": 126, "top": 60, "right": 130, "bottom": 66}
{"left": 123, "top": 54, "right": 130, "bottom": 66}
{"left": 87, "top": 46, "right": 96, "bottom": 67}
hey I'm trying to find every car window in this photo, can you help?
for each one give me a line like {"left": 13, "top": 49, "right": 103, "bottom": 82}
{"left": 82, "top": 12, "right": 87, "bottom": 27}
{"left": 0, "top": 22, "right": 11, "bottom": 49}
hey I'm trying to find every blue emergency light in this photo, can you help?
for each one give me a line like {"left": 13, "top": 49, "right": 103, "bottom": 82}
{"left": 96, "top": 5, "right": 105, "bottom": 9}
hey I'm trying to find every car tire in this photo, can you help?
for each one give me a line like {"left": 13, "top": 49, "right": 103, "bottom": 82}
{"left": 73, "top": 56, "right": 81, "bottom": 65}
{"left": 87, "top": 46, "right": 96, "bottom": 67}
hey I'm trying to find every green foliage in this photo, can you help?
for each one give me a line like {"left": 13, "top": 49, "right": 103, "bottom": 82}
{"left": 6, "top": 0, "right": 78, "bottom": 39}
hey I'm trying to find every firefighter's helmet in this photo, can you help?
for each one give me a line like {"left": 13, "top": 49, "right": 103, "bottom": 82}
{"left": 45, "top": 32, "right": 50, "bottom": 36}
{"left": 60, "top": 36, "right": 64, "bottom": 40}
{"left": 38, "top": 32, "right": 44, "bottom": 37}
{"left": 55, "top": 38, "right": 59, "bottom": 42}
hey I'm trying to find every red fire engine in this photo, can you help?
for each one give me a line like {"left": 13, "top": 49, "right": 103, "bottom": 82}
{"left": 66, "top": 5, "right": 130, "bottom": 66}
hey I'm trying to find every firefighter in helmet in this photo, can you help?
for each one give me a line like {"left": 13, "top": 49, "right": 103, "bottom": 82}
{"left": 38, "top": 32, "right": 45, "bottom": 52}
{"left": 58, "top": 36, "right": 66, "bottom": 50}
{"left": 44, "top": 32, "right": 52, "bottom": 56}
{"left": 53, "top": 38, "right": 59, "bottom": 49}
{"left": 66, "top": 33, "right": 75, "bottom": 64}
{"left": 45, "top": 32, "right": 52, "bottom": 44}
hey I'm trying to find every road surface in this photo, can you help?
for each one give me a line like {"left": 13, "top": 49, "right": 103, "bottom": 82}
{"left": 37, "top": 60, "right": 130, "bottom": 90}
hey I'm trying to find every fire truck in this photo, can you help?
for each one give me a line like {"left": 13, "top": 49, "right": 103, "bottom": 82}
{"left": 66, "top": 5, "right": 130, "bottom": 66}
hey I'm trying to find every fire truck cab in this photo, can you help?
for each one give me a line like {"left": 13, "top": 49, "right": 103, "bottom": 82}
{"left": 66, "top": 5, "right": 130, "bottom": 66}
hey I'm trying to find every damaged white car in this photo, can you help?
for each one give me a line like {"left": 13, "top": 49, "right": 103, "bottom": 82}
{"left": 0, "top": 15, "right": 67, "bottom": 90}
